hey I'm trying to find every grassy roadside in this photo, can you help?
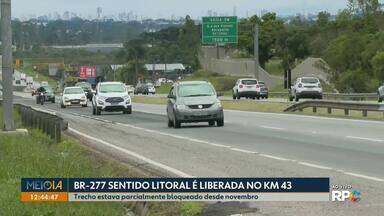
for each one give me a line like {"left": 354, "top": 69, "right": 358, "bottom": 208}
{"left": 0, "top": 107, "right": 204, "bottom": 215}
{"left": 21, "top": 65, "right": 57, "bottom": 88}
{"left": 132, "top": 96, "right": 384, "bottom": 121}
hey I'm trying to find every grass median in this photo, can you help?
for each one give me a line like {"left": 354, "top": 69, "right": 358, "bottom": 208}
{"left": 132, "top": 96, "right": 384, "bottom": 121}
{"left": 0, "top": 107, "right": 203, "bottom": 215}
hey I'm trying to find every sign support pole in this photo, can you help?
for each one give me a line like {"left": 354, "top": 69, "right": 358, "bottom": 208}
{"left": 254, "top": 24, "right": 260, "bottom": 79}
{"left": 216, "top": 44, "right": 220, "bottom": 59}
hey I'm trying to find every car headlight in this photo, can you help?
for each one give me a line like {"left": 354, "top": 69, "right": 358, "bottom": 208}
{"left": 123, "top": 95, "right": 130, "bottom": 100}
{"left": 63, "top": 97, "right": 69, "bottom": 101}
{"left": 97, "top": 100, "right": 104, "bottom": 105}
{"left": 126, "top": 99, "right": 131, "bottom": 104}
{"left": 98, "top": 96, "right": 107, "bottom": 101}
{"left": 176, "top": 104, "right": 187, "bottom": 110}
{"left": 213, "top": 101, "right": 222, "bottom": 108}
{"left": 81, "top": 96, "right": 86, "bottom": 100}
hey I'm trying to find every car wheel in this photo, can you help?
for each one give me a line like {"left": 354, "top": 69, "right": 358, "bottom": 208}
{"left": 209, "top": 121, "right": 215, "bottom": 127}
{"left": 123, "top": 108, "right": 132, "bottom": 114}
{"left": 232, "top": 93, "right": 236, "bottom": 100}
{"left": 167, "top": 118, "right": 174, "bottom": 128}
{"left": 379, "top": 97, "right": 383, "bottom": 103}
{"left": 173, "top": 115, "right": 181, "bottom": 129}
{"left": 92, "top": 106, "right": 96, "bottom": 115}
{"left": 52, "top": 98, "right": 55, "bottom": 103}
{"left": 236, "top": 92, "right": 240, "bottom": 100}
{"left": 96, "top": 107, "right": 101, "bottom": 115}
{"left": 61, "top": 104, "right": 66, "bottom": 109}
{"left": 82, "top": 104, "right": 88, "bottom": 107}
{"left": 256, "top": 96, "right": 260, "bottom": 100}
{"left": 295, "top": 95, "right": 299, "bottom": 102}
{"left": 217, "top": 118, "right": 224, "bottom": 127}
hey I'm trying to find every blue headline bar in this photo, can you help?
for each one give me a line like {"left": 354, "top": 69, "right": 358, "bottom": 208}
{"left": 21, "top": 178, "right": 329, "bottom": 193}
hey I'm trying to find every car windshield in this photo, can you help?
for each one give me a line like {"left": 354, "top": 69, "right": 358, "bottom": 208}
{"left": 301, "top": 78, "right": 319, "bottom": 84}
{"left": 76, "top": 83, "right": 91, "bottom": 89}
{"left": 64, "top": 88, "right": 84, "bottom": 94}
{"left": 241, "top": 80, "right": 257, "bottom": 85}
{"left": 100, "top": 84, "right": 126, "bottom": 93}
{"left": 42, "top": 86, "right": 53, "bottom": 93}
{"left": 178, "top": 83, "right": 215, "bottom": 97}
{"left": 258, "top": 81, "right": 265, "bottom": 86}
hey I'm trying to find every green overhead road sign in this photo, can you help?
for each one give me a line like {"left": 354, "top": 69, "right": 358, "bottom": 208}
{"left": 202, "top": 16, "right": 238, "bottom": 45}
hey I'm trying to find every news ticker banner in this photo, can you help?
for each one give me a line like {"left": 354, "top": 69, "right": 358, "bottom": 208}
{"left": 21, "top": 178, "right": 330, "bottom": 202}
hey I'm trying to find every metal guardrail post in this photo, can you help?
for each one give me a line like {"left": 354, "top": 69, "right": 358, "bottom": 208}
{"left": 344, "top": 109, "right": 349, "bottom": 116}
{"left": 362, "top": 110, "right": 368, "bottom": 117}
{"left": 327, "top": 108, "right": 332, "bottom": 114}
{"left": 313, "top": 107, "right": 317, "bottom": 113}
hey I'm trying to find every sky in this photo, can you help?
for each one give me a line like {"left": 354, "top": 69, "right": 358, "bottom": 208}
{"left": 13, "top": 0, "right": 352, "bottom": 19}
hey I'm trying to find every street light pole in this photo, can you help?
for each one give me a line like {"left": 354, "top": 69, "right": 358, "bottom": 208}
{"left": 254, "top": 24, "right": 260, "bottom": 79}
{"left": 1, "top": 0, "right": 15, "bottom": 131}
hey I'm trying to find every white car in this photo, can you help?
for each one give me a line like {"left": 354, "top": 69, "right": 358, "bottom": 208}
{"left": 61, "top": 87, "right": 87, "bottom": 108}
{"left": 232, "top": 78, "right": 267, "bottom": 100}
{"left": 378, "top": 83, "right": 384, "bottom": 102}
{"left": 125, "top": 85, "right": 135, "bottom": 95}
{"left": 146, "top": 83, "right": 156, "bottom": 94}
{"left": 92, "top": 82, "right": 132, "bottom": 115}
{"left": 289, "top": 77, "right": 323, "bottom": 102}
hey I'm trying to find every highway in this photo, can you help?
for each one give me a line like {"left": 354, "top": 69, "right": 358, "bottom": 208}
{"left": 15, "top": 95, "right": 384, "bottom": 215}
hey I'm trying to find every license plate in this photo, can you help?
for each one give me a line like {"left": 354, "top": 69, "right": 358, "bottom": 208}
{"left": 247, "top": 86, "right": 253, "bottom": 89}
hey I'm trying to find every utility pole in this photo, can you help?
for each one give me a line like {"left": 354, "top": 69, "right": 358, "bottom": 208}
{"left": 254, "top": 24, "right": 260, "bottom": 80}
{"left": 1, "top": 0, "right": 15, "bottom": 131}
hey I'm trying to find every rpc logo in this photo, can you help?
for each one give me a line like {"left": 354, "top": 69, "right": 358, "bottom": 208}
{"left": 331, "top": 190, "right": 361, "bottom": 202}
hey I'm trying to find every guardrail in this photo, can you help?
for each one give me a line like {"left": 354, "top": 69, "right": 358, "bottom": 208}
{"left": 284, "top": 100, "right": 384, "bottom": 117}
{"left": 270, "top": 92, "right": 378, "bottom": 101}
{"left": 15, "top": 104, "right": 68, "bottom": 143}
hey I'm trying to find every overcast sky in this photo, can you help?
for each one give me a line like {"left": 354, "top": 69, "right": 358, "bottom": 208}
{"left": 13, "top": 0, "right": 352, "bottom": 19}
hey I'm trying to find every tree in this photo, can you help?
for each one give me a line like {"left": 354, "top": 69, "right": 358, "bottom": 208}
{"left": 316, "top": 11, "right": 331, "bottom": 28}
{"left": 371, "top": 51, "right": 384, "bottom": 81}
{"left": 238, "top": 13, "right": 285, "bottom": 68}
{"left": 348, "top": 0, "right": 380, "bottom": 16}
{"left": 123, "top": 39, "right": 146, "bottom": 84}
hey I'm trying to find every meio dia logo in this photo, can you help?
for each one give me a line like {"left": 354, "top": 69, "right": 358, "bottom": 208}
{"left": 26, "top": 180, "right": 63, "bottom": 191}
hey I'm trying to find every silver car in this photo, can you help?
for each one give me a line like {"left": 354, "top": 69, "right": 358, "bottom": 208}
{"left": 378, "top": 83, "right": 384, "bottom": 103}
{"left": 166, "top": 81, "right": 224, "bottom": 128}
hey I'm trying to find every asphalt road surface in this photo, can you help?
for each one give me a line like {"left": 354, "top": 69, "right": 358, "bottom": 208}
{"left": 15, "top": 95, "right": 384, "bottom": 216}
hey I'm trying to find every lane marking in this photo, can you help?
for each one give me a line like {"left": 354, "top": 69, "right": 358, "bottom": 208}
{"left": 225, "top": 109, "right": 384, "bottom": 125}
{"left": 230, "top": 148, "right": 257, "bottom": 154}
{"left": 260, "top": 126, "right": 285, "bottom": 131}
{"left": 342, "top": 172, "right": 384, "bottom": 182}
{"left": 298, "top": 162, "right": 333, "bottom": 170}
{"left": 346, "top": 136, "right": 384, "bottom": 143}
{"left": 68, "top": 127, "right": 192, "bottom": 178}
{"left": 259, "top": 154, "right": 289, "bottom": 161}
{"left": 38, "top": 106, "right": 384, "bottom": 183}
